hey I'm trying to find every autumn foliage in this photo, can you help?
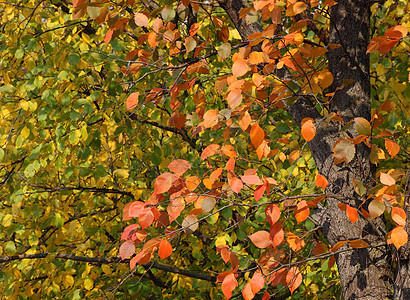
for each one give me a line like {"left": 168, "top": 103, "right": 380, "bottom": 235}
{"left": 0, "top": 0, "right": 409, "bottom": 299}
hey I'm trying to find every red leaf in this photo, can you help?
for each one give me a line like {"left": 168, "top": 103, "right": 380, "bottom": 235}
{"left": 130, "top": 251, "right": 145, "bottom": 269}
{"left": 158, "top": 239, "right": 173, "bottom": 259}
{"left": 286, "top": 267, "right": 302, "bottom": 294}
{"left": 168, "top": 110, "right": 185, "bottom": 129}
{"left": 154, "top": 173, "right": 173, "bottom": 194}
{"left": 168, "top": 159, "right": 191, "bottom": 175}
{"left": 249, "top": 231, "right": 273, "bottom": 248}
{"left": 270, "top": 223, "right": 284, "bottom": 247}
{"left": 295, "top": 200, "right": 309, "bottom": 223}
{"left": 139, "top": 209, "right": 154, "bottom": 229}
{"left": 121, "top": 224, "right": 139, "bottom": 240}
{"left": 268, "top": 268, "right": 287, "bottom": 287}
{"left": 222, "top": 272, "right": 238, "bottom": 299}
{"left": 254, "top": 184, "right": 266, "bottom": 201}
{"left": 201, "top": 144, "right": 220, "bottom": 160}
{"left": 301, "top": 117, "right": 315, "bottom": 142}
{"left": 265, "top": 204, "right": 280, "bottom": 225}
{"left": 120, "top": 240, "right": 135, "bottom": 260}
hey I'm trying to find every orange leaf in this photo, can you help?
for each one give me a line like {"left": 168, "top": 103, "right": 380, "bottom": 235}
{"left": 232, "top": 59, "right": 249, "bottom": 77}
{"left": 330, "top": 240, "right": 347, "bottom": 252}
{"left": 241, "top": 174, "right": 263, "bottom": 185}
{"left": 250, "top": 123, "right": 265, "bottom": 148}
{"left": 186, "top": 176, "right": 200, "bottom": 191}
{"left": 242, "top": 283, "right": 254, "bottom": 300}
{"left": 387, "top": 226, "right": 408, "bottom": 250}
{"left": 385, "top": 139, "right": 400, "bottom": 157}
{"left": 154, "top": 173, "right": 173, "bottom": 194}
{"left": 200, "top": 144, "right": 220, "bottom": 160}
{"left": 134, "top": 12, "right": 149, "bottom": 27}
{"left": 379, "top": 39, "right": 399, "bottom": 55}
{"left": 286, "top": 267, "right": 302, "bottom": 294}
{"left": 226, "top": 89, "right": 243, "bottom": 109}
{"left": 295, "top": 200, "right": 309, "bottom": 224}
{"left": 293, "top": 2, "right": 307, "bottom": 14}
{"left": 287, "top": 232, "right": 305, "bottom": 251}
{"left": 249, "top": 231, "right": 273, "bottom": 248}
{"left": 368, "top": 199, "right": 385, "bottom": 218}
{"left": 349, "top": 239, "right": 369, "bottom": 248}
{"left": 391, "top": 207, "right": 406, "bottom": 227}
{"left": 222, "top": 272, "right": 238, "bottom": 299}
{"left": 203, "top": 109, "right": 219, "bottom": 128}
{"left": 239, "top": 110, "right": 251, "bottom": 131}
{"left": 128, "top": 201, "right": 146, "bottom": 218}
{"left": 230, "top": 177, "right": 243, "bottom": 193}
{"left": 315, "top": 174, "right": 328, "bottom": 189}
{"left": 301, "top": 118, "right": 315, "bottom": 142}
{"left": 126, "top": 92, "right": 140, "bottom": 110}
{"left": 379, "top": 99, "right": 395, "bottom": 112}
{"left": 221, "top": 144, "right": 237, "bottom": 158}
{"left": 168, "top": 159, "right": 191, "bottom": 175}
{"left": 346, "top": 205, "right": 358, "bottom": 224}
{"left": 158, "top": 239, "right": 173, "bottom": 259}
{"left": 265, "top": 204, "right": 280, "bottom": 226}
{"left": 120, "top": 240, "right": 135, "bottom": 260}
{"left": 380, "top": 172, "right": 396, "bottom": 186}
{"left": 250, "top": 271, "right": 265, "bottom": 294}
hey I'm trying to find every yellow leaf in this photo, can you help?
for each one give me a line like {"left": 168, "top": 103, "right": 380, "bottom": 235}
{"left": 114, "top": 169, "right": 129, "bottom": 178}
{"left": 84, "top": 278, "right": 93, "bottom": 290}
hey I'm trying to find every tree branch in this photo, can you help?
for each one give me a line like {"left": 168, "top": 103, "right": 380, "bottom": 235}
{"left": 0, "top": 252, "right": 216, "bottom": 282}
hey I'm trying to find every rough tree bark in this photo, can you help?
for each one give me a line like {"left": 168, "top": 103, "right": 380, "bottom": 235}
{"left": 217, "top": 0, "right": 408, "bottom": 299}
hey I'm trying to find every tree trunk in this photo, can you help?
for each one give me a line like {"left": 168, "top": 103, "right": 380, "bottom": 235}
{"left": 216, "top": 0, "right": 407, "bottom": 298}
{"left": 394, "top": 171, "right": 410, "bottom": 299}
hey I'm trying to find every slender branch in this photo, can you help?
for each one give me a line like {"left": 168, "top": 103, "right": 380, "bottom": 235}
{"left": 129, "top": 115, "right": 200, "bottom": 151}
{"left": 15, "top": 176, "right": 134, "bottom": 199}
{"left": 0, "top": 252, "right": 216, "bottom": 282}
